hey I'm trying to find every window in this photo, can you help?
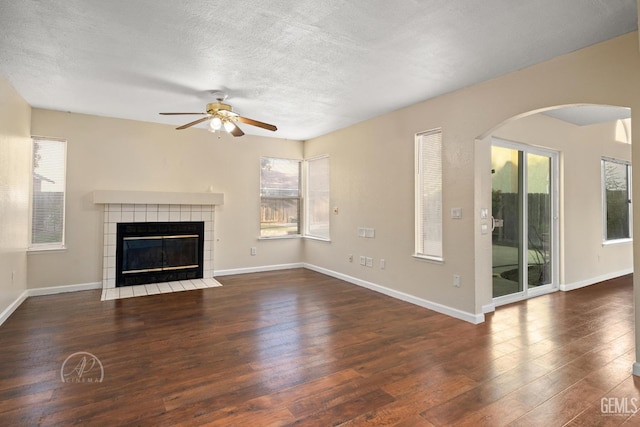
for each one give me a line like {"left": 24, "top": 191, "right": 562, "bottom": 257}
{"left": 305, "top": 156, "right": 330, "bottom": 240}
{"left": 415, "top": 129, "right": 443, "bottom": 261}
{"left": 602, "top": 158, "right": 632, "bottom": 242}
{"left": 260, "top": 157, "right": 301, "bottom": 237}
{"left": 31, "top": 137, "right": 67, "bottom": 249}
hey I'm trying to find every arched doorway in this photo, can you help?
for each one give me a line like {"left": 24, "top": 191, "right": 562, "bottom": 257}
{"left": 483, "top": 104, "right": 632, "bottom": 306}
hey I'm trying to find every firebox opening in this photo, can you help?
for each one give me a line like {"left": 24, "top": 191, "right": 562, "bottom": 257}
{"left": 115, "top": 222, "right": 204, "bottom": 287}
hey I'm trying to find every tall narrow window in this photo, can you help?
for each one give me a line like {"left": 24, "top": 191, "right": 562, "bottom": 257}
{"left": 31, "top": 137, "right": 67, "bottom": 249}
{"left": 305, "top": 156, "right": 330, "bottom": 240}
{"left": 260, "top": 157, "right": 301, "bottom": 237}
{"left": 602, "top": 158, "right": 632, "bottom": 242}
{"left": 415, "top": 129, "right": 443, "bottom": 261}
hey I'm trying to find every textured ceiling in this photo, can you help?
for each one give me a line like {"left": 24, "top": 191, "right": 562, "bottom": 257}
{"left": 0, "top": 1, "right": 637, "bottom": 140}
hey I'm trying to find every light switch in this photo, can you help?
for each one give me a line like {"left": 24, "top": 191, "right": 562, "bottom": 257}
{"left": 481, "top": 224, "right": 489, "bottom": 234}
{"left": 451, "top": 208, "right": 462, "bottom": 219}
{"left": 480, "top": 208, "right": 489, "bottom": 219}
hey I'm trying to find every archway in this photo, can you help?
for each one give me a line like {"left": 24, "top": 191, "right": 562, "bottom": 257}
{"left": 476, "top": 104, "right": 632, "bottom": 309}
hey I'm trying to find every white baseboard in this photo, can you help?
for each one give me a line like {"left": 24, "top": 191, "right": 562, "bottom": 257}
{"left": 304, "top": 263, "right": 485, "bottom": 324}
{"left": 560, "top": 269, "right": 633, "bottom": 292}
{"left": 0, "top": 290, "right": 29, "bottom": 327}
{"left": 482, "top": 303, "right": 496, "bottom": 314}
{"left": 214, "top": 263, "right": 304, "bottom": 277}
{"left": 27, "top": 281, "right": 102, "bottom": 297}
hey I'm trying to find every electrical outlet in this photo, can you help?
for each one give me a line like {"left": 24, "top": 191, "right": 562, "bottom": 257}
{"left": 365, "top": 228, "right": 375, "bottom": 238}
{"left": 453, "top": 274, "right": 461, "bottom": 287}
{"left": 250, "top": 247, "right": 257, "bottom": 256}
{"left": 359, "top": 256, "right": 366, "bottom": 266}
{"left": 366, "top": 257, "right": 373, "bottom": 268}
{"left": 380, "top": 259, "right": 385, "bottom": 269}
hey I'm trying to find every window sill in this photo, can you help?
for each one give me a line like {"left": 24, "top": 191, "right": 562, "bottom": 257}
{"left": 28, "top": 245, "right": 67, "bottom": 254}
{"left": 602, "top": 238, "right": 633, "bottom": 246}
{"left": 412, "top": 254, "right": 444, "bottom": 264}
{"left": 258, "top": 235, "right": 302, "bottom": 240}
{"left": 303, "top": 235, "right": 331, "bottom": 243}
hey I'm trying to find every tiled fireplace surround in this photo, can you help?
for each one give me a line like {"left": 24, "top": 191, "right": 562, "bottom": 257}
{"left": 93, "top": 191, "right": 224, "bottom": 299}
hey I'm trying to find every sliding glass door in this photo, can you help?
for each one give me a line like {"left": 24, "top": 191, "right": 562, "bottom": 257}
{"left": 491, "top": 139, "right": 558, "bottom": 300}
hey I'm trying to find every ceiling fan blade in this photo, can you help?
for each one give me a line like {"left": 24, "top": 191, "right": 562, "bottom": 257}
{"left": 237, "top": 116, "right": 277, "bottom": 132}
{"left": 176, "top": 116, "right": 211, "bottom": 130}
{"left": 229, "top": 123, "right": 245, "bottom": 137}
{"left": 160, "top": 112, "right": 207, "bottom": 115}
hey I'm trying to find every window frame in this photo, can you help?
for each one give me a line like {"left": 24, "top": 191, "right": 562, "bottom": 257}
{"left": 602, "top": 157, "right": 633, "bottom": 244}
{"left": 414, "top": 128, "right": 444, "bottom": 262}
{"left": 303, "top": 155, "right": 331, "bottom": 241}
{"left": 259, "top": 157, "right": 302, "bottom": 239}
{"left": 29, "top": 136, "right": 67, "bottom": 251}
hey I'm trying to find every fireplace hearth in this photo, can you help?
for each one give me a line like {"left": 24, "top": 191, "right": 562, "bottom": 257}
{"left": 116, "top": 221, "right": 204, "bottom": 287}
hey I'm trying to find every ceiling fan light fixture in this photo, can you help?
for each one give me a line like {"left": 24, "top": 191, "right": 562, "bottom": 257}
{"left": 223, "top": 120, "right": 235, "bottom": 133}
{"left": 160, "top": 99, "right": 276, "bottom": 135}
{"left": 210, "top": 116, "right": 222, "bottom": 131}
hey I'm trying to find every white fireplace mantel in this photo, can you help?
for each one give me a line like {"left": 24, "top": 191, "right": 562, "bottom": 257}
{"left": 92, "top": 190, "right": 224, "bottom": 206}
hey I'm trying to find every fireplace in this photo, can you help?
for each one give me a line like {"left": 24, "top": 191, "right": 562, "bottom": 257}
{"left": 93, "top": 190, "right": 223, "bottom": 291}
{"left": 116, "top": 222, "right": 205, "bottom": 287}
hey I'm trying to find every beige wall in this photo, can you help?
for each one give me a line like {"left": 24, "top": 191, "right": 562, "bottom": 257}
{"left": 493, "top": 113, "right": 632, "bottom": 287}
{"left": 0, "top": 75, "right": 31, "bottom": 314}
{"left": 304, "top": 32, "right": 640, "bottom": 319}
{"left": 28, "top": 110, "right": 304, "bottom": 288}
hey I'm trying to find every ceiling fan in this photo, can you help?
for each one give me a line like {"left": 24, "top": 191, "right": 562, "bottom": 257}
{"left": 159, "top": 97, "right": 277, "bottom": 137}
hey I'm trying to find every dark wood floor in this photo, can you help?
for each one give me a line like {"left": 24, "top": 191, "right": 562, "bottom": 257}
{"left": 0, "top": 269, "right": 638, "bottom": 426}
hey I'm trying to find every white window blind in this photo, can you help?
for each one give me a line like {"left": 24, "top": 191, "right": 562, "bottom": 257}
{"left": 415, "top": 129, "right": 443, "bottom": 260}
{"left": 305, "top": 156, "right": 330, "bottom": 240}
{"left": 31, "top": 137, "right": 67, "bottom": 248}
